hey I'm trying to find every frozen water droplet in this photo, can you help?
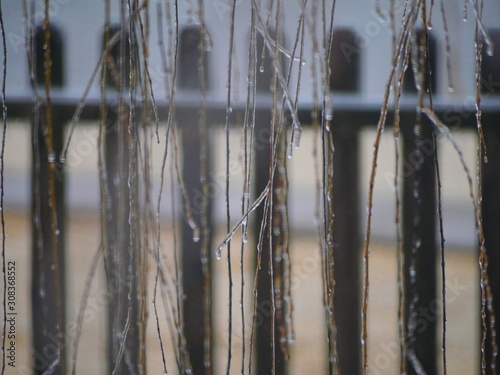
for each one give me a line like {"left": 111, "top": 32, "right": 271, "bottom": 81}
{"left": 448, "top": 85, "right": 455, "bottom": 93}
{"left": 48, "top": 152, "right": 56, "bottom": 163}
{"left": 55, "top": 229, "right": 60, "bottom": 236}
{"left": 325, "top": 105, "right": 333, "bottom": 121}
{"left": 59, "top": 156, "right": 66, "bottom": 164}
{"left": 259, "top": 65, "right": 265, "bottom": 73}
{"left": 242, "top": 232, "right": 248, "bottom": 244}
{"left": 228, "top": 106, "right": 233, "bottom": 113}
{"left": 409, "top": 266, "right": 416, "bottom": 279}
{"left": 204, "top": 33, "right": 212, "bottom": 52}
{"left": 287, "top": 144, "right": 293, "bottom": 159}
{"left": 216, "top": 244, "right": 225, "bottom": 260}
{"left": 293, "top": 129, "right": 302, "bottom": 148}
{"left": 487, "top": 44, "right": 494, "bottom": 57}
{"left": 192, "top": 227, "right": 200, "bottom": 243}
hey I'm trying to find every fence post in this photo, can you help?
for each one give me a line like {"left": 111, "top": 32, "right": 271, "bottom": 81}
{"left": 482, "top": 122, "right": 500, "bottom": 373}
{"left": 178, "top": 107, "right": 213, "bottom": 375}
{"left": 104, "top": 107, "right": 142, "bottom": 374}
{"left": 31, "top": 108, "right": 67, "bottom": 374}
{"left": 402, "top": 119, "right": 437, "bottom": 374}
{"left": 331, "top": 124, "right": 361, "bottom": 374}
{"left": 253, "top": 113, "right": 287, "bottom": 374}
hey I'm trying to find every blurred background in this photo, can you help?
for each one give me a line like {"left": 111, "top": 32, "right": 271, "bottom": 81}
{"left": 3, "top": 0, "right": 500, "bottom": 374}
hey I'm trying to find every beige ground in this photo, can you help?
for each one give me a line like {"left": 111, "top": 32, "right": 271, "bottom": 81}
{"left": 3, "top": 209, "right": 478, "bottom": 374}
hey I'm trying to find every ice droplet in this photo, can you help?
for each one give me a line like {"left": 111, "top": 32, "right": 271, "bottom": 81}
{"left": 259, "top": 65, "right": 265, "bottom": 73}
{"left": 204, "top": 33, "right": 213, "bottom": 52}
{"left": 59, "top": 156, "right": 66, "bottom": 164}
{"left": 325, "top": 105, "right": 333, "bottom": 121}
{"left": 487, "top": 43, "right": 494, "bottom": 57}
{"left": 287, "top": 144, "right": 293, "bottom": 159}
{"left": 48, "top": 152, "right": 56, "bottom": 163}
{"left": 216, "top": 244, "right": 225, "bottom": 260}
{"left": 192, "top": 227, "right": 200, "bottom": 243}
{"left": 293, "top": 128, "right": 302, "bottom": 148}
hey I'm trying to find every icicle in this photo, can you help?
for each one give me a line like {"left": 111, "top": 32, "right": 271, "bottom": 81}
{"left": 374, "top": 0, "right": 387, "bottom": 21}
{"left": 47, "top": 151, "right": 56, "bottom": 163}
{"left": 463, "top": 0, "right": 469, "bottom": 21}
{"left": 203, "top": 31, "right": 213, "bottom": 52}
{"left": 192, "top": 226, "right": 201, "bottom": 243}
{"left": 216, "top": 243, "right": 225, "bottom": 261}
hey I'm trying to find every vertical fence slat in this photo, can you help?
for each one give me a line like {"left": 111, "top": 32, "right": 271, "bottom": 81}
{"left": 31, "top": 109, "right": 67, "bottom": 374}
{"left": 179, "top": 107, "right": 213, "bottom": 375}
{"left": 177, "top": 24, "right": 213, "bottom": 375}
{"left": 331, "top": 125, "right": 361, "bottom": 374}
{"left": 254, "top": 113, "right": 287, "bottom": 375}
{"left": 104, "top": 109, "right": 141, "bottom": 374}
{"left": 402, "top": 119, "right": 437, "bottom": 374}
{"left": 482, "top": 122, "right": 500, "bottom": 373}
